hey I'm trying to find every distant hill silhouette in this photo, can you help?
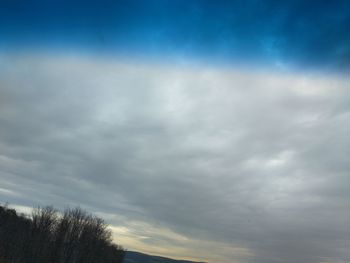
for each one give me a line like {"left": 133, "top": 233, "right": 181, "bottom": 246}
{"left": 124, "top": 251, "right": 206, "bottom": 263}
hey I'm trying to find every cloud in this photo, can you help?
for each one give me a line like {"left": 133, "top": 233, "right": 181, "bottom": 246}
{"left": 0, "top": 52, "right": 350, "bottom": 263}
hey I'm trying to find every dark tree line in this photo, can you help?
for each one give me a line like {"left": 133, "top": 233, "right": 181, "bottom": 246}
{"left": 0, "top": 204, "right": 125, "bottom": 263}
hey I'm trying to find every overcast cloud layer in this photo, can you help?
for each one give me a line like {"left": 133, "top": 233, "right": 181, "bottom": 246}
{"left": 1, "top": 53, "right": 350, "bottom": 263}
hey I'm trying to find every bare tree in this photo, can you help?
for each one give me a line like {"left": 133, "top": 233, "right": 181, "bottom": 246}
{"left": 0, "top": 204, "right": 124, "bottom": 263}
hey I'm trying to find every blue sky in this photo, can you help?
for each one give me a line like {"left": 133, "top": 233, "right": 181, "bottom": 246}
{"left": 1, "top": 0, "right": 350, "bottom": 69}
{"left": 1, "top": 1, "right": 350, "bottom": 263}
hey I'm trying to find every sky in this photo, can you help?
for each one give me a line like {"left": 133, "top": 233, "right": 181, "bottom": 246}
{"left": 0, "top": 1, "right": 350, "bottom": 263}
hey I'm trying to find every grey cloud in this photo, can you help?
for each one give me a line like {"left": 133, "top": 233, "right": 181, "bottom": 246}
{"left": 0, "top": 53, "right": 350, "bottom": 263}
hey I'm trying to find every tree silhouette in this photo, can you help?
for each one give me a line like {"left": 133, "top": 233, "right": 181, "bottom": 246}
{"left": 0, "top": 204, "right": 124, "bottom": 263}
